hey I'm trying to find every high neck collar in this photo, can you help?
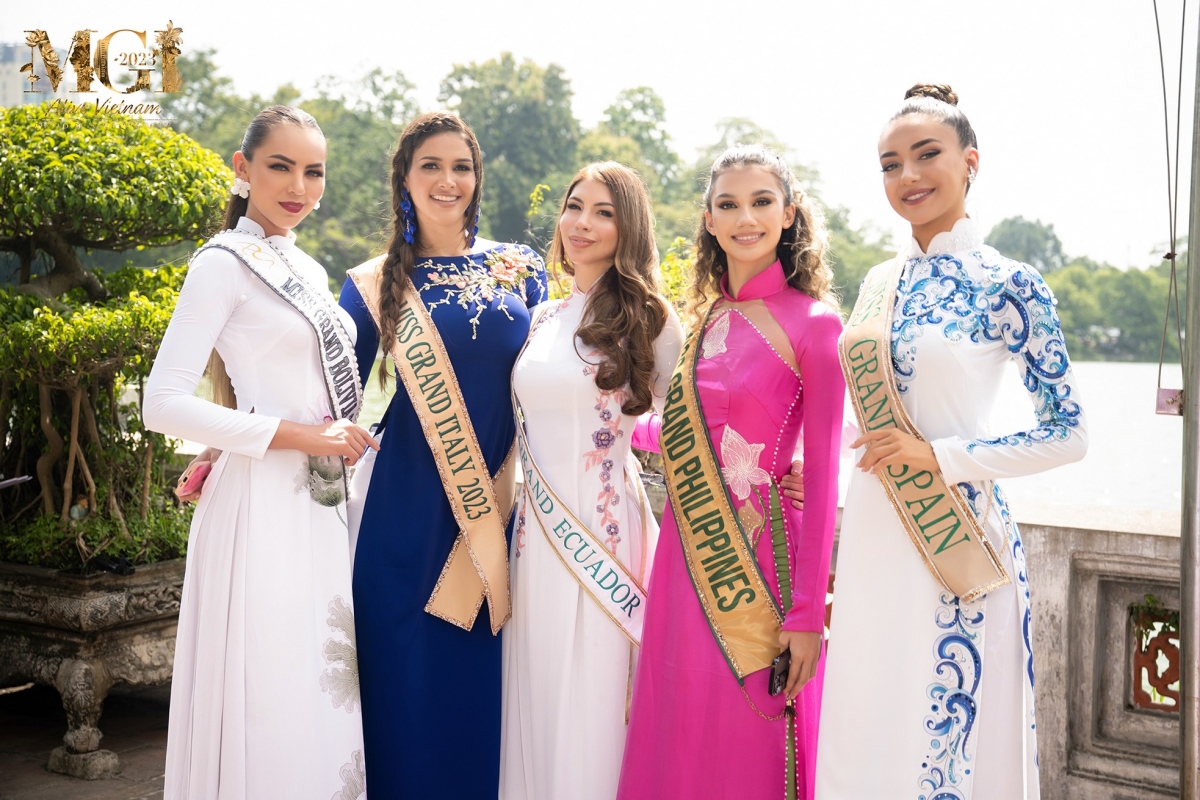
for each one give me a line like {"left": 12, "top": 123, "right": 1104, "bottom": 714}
{"left": 721, "top": 260, "right": 787, "bottom": 302}
{"left": 905, "top": 217, "right": 982, "bottom": 259}
{"left": 237, "top": 216, "right": 296, "bottom": 249}
{"left": 570, "top": 266, "right": 611, "bottom": 298}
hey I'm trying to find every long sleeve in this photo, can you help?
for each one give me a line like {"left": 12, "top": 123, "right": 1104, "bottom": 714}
{"left": 520, "top": 245, "right": 548, "bottom": 309}
{"left": 339, "top": 278, "right": 380, "bottom": 390}
{"left": 631, "top": 413, "right": 661, "bottom": 453}
{"left": 651, "top": 307, "right": 684, "bottom": 414}
{"left": 622, "top": 307, "right": 682, "bottom": 452}
{"left": 931, "top": 263, "right": 1088, "bottom": 484}
{"left": 143, "top": 249, "right": 282, "bottom": 458}
{"left": 783, "top": 308, "right": 845, "bottom": 633}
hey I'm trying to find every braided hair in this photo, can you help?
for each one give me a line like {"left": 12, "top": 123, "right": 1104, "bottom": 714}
{"left": 375, "top": 112, "right": 483, "bottom": 388}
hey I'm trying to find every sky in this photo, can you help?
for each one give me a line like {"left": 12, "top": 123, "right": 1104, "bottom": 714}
{"left": 5, "top": 0, "right": 1198, "bottom": 269}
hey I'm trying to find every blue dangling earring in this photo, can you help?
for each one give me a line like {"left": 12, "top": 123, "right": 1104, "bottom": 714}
{"left": 400, "top": 187, "right": 416, "bottom": 245}
{"left": 467, "top": 200, "right": 480, "bottom": 249}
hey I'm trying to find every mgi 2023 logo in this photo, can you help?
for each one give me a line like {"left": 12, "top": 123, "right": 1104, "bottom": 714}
{"left": 20, "top": 22, "right": 183, "bottom": 116}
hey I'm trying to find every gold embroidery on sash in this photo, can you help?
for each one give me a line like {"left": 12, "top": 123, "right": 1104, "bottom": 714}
{"left": 348, "top": 258, "right": 517, "bottom": 634}
{"left": 839, "top": 258, "right": 1009, "bottom": 601}
{"left": 660, "top": 308, "right": 783, "bottom": 681}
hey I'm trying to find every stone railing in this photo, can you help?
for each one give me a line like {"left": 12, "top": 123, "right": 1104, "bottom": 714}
{"left": 655, "top": 487, "right": 1185, "bottom": 796}
{"left": 1017, "top": 504, "right": 1182, "bottom": 799}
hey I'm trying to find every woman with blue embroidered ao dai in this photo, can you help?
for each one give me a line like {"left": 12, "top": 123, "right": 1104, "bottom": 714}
{"left": 815, "top": 84, "right": 1087, "bottom": 800}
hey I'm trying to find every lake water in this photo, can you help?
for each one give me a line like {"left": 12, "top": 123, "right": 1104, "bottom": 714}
{"left": 358, "top": 359, "right": 1185, "bottom": 516}
{"left": 986, "top": 361, "right": 1183, "bottom": 513}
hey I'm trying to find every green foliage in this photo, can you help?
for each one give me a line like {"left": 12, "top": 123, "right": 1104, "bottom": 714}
{"left": 0, "top": 503, "right": 191, "bottom": 572}
{"left": 987, "top": 216, "right": 1065, "bottom": 274}
{"left": 0, "top": 103, "right": 230, "bottom": 251}
{"left": 440, "top": 53, "right": 580, "bottom": 243}
{"left": 600, "top": 87, "right": 682, "bottom": 196}
{"left": 1130, "top": 593, "right": 1180, "bottom": 649}
{"left": 658, "top": 237, "right": 694, "bottom": 312}
{"left": 826, "top": 208, "right": 892, "bottom": 311}
{"left": 157, "top": 48, "right": 259, "bottom": 163}
{"left": 1046, "top": 260, "right": 1181, "bottom": 361}
{"left": 689, "top": 117, "right": 822, "bottom": 195}
{"left": 0, "top": 264, "right": 192, "bottom": 571}
{"left": 298, "top": 71, "right": 418, "bottom": 287}
{"left": 159, "top": 51, "right": 417, "bottom": 288}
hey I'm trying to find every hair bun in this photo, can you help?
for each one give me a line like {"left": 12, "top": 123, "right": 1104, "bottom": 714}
{"left": 905, "top": 83, "right": 958, "bottom": 106}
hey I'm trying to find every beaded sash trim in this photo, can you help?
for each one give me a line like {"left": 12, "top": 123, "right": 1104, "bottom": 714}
{"left": 659, "top": 305, "right": 784, "bottom": 682}
{"left": 347, "top": 257, "right": 516, "bottom": 634}
{"left": 839, "top": 257, "right": 1008, "bottom": 602}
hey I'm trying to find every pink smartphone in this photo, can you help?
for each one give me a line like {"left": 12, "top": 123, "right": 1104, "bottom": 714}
{"left": 174, "top": 461, "right": 212, "bottom": 501}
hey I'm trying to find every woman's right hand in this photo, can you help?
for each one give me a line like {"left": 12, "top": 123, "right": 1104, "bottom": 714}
{"left": 779, "top": 460, "right": 804, "bottom": 509}
{"left": 271, "top": 419, "right": 379, "bottom": 466}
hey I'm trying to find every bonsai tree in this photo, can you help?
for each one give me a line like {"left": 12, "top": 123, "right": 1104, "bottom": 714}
{"left": 0, "top": 103, "right": 231, "bottom": 569}
{"left": 0, "top": 103, "right": 229, "bottom": 301}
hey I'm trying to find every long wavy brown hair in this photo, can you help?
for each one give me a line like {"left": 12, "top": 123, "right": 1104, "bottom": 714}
{"left": 687, "top": 144, "right": 838, "bottom": 329}
{"left": 375, "top": 112, "right": 483, "bottom": 388}
{"left": 547, "top": 162, "right": 669, "bottom": 417}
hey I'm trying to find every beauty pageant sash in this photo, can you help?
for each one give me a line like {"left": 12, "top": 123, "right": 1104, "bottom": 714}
{"left": 510, "top": 311, "right": 649, "bottom": 644}
{"left": 200, "top": 230, "right": 363, "bottom": 424}
{"left": 659, "top": 308, "right": 784, "bottom": 681}
{"left": 348, "top": 258, "right": 516, "bottom": 634}
{"left": 840, "top": 258, "right": 1009, "bottom": 602}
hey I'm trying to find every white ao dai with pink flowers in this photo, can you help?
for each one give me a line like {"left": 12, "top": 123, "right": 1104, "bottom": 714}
{"left": 500, "top": 284, "right": 682, "bottom": 800}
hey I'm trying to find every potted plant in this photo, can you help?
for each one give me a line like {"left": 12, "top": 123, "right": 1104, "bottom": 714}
{"left": 0, "top": 102, "right": 229, "bottom": 779}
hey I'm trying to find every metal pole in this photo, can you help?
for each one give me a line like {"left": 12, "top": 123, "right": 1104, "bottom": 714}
{"left": 1183, "top": 26, "right": 1200, "bottom": 797}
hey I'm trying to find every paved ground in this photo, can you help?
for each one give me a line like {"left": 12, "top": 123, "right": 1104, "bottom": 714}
{"left": 0, "top": 683, "right": 168, "bottom": 799}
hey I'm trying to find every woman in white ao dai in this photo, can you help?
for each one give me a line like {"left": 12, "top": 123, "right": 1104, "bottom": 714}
{"left": 501, "top": 163, "right": 682, "bottom": 800}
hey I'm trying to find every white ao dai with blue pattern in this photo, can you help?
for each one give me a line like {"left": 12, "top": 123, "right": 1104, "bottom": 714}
{"left": 815, "top": 218, "right": 1087, "bottom": 800}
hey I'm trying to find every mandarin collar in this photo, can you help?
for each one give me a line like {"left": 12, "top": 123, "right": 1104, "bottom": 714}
{"left": 570, "top": 268, "right": 611, "bottom": 299}
{"left": 905, "top": 217, "right": 982, "bottom": 259}
{"left": 237, "top": 215, "right": 297, "bottom": 250}
{"left": 720, "top": 260, "right": 787, "bottom": 302}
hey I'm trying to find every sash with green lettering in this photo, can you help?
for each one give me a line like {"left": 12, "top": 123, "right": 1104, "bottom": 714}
{"left": 659, "top": 308, "right": 785, "bottom": 681}
{"left": 348, "top": 258, "right": 517, "bottom": 635}
{"left": 510, "top": 310, "right": 649, "bottom": 644}
{"left": 203, "top": 230, "right": 363, "bottom": 426}
{"left": 840, "top": 258, "right": 1008, "bottom": 601}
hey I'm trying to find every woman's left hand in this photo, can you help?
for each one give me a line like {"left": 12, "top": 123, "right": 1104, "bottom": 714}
{"left": 778, "top": 630, "right": 822, "bottom": 699}
{"left": 851, "top": 429, "right": 938, "bottom": 475}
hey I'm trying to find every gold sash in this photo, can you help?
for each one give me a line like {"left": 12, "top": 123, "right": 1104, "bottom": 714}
{"left": 348, "top": 258, "right": 517, "bottom": 634}
{"left": 659, "top": 308, "right": 783, "bottom": 681}
{"left": 839, "top": 258, "right": 1008, "bottom": 602}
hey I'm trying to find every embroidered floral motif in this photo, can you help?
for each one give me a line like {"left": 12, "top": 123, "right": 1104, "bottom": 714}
{"left": 996, "top": 484, "right": 1036, "bottom": 692}
{"left": 702, "top": 309, "right": 731, "bottom": 359}
{"left": 581, "top": 355, "right": 627, "bottom": 552}
{"left": 320, "top": 596, "right": 360, "bottom": 713}
{"left": 719, "top": 425, "right": 770, "bottom": 501}
{"left": 515, "top": 500, "right": 528, "bottom": 556}
{"left": 917, "top": 592, "right": 985, "bottom": 800}
{"left": 737, "top": 501, "right": 764, "bottom": 533}
{"left": 294, "top": 455, "right": 345, "bottom": 508}
{"left": 332, "top": 749, "right": 366, "bottom": 800}
{"left": 889, "top": 250, "right": 1082, "bottom": 456}
{"left": 417, "top": 245, "right": 542, "bottom": 339}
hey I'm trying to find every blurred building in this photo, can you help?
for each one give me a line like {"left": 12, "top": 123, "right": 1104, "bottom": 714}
{"left": 0, "top": 42, "right": 70, "bottom": 109}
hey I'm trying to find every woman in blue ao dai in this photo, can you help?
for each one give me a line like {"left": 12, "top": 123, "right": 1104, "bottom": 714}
{"left": 339, "top": 113, "right": 546, "bottom": 798}
{"left": 815, "top": 84, "right": 1088, "bottom": 799}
